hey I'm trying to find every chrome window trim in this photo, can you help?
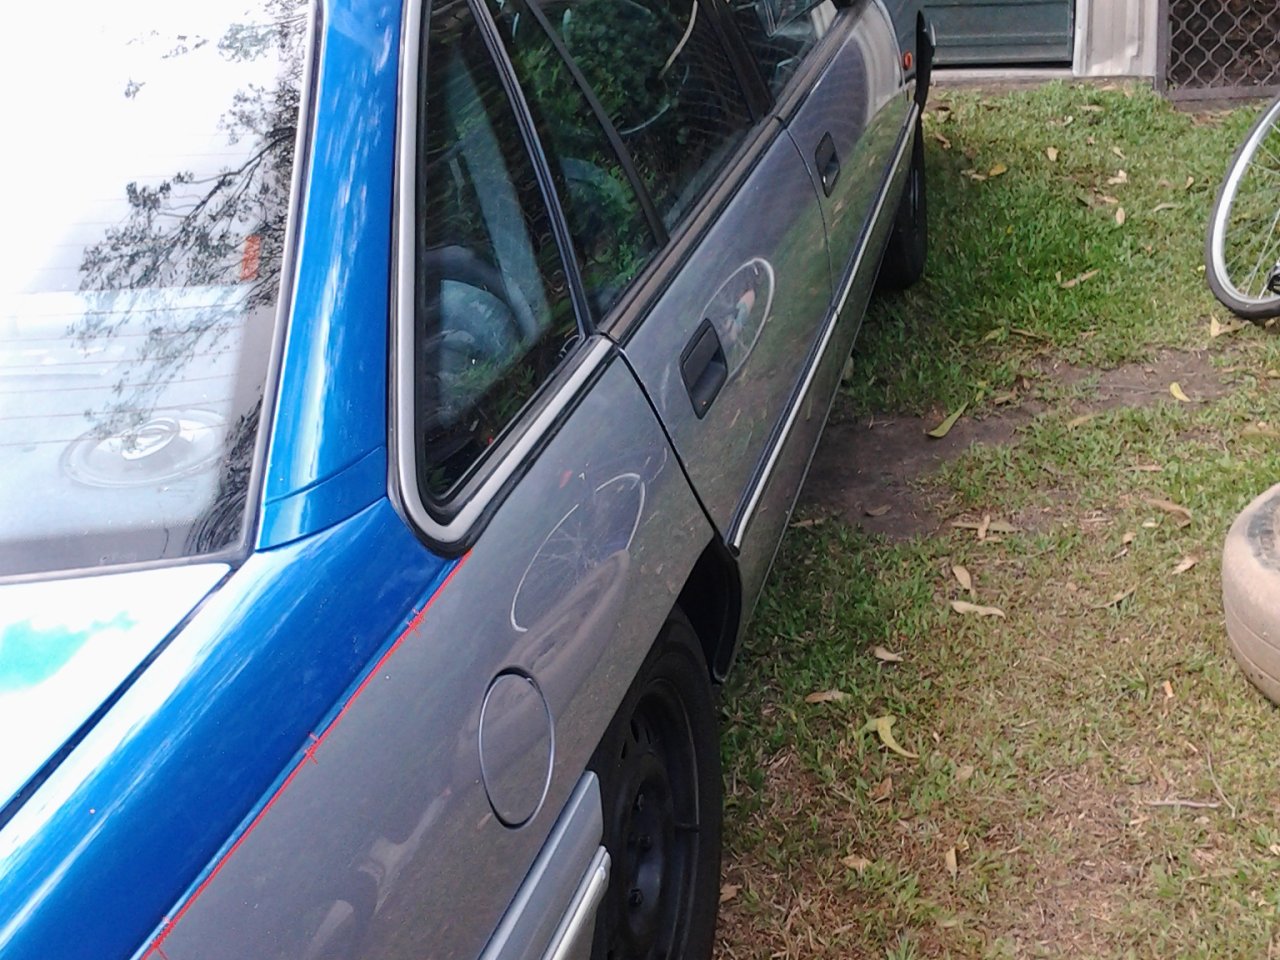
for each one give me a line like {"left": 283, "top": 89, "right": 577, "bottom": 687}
{"left": 390, "top": 0, "right": 611, "bottom": 549}
{"left": 728, "top": 101, "right": 919, "bottom": 551}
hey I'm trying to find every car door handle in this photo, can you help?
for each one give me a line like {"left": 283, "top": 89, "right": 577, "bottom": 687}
{"left": 680, "top": 319, "right": 727, "bottom": 419}
{"left": 815, "top": 132, "right": 840, "bottom": 197}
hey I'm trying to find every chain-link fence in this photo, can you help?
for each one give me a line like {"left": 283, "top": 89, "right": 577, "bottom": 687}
{"left": 1158, "top": 0, "right": 1280, "bottom": 100}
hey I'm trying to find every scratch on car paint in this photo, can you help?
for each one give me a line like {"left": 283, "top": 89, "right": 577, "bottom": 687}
{"left": 143, "top": 553, "right": 469, "bottom": 958}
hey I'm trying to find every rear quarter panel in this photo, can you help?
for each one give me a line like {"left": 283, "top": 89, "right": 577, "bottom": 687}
{"left": 147, "top": 355, "right": 711, "bottom": 960}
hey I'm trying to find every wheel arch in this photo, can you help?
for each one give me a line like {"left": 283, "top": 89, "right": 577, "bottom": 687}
{"left": 676, "top": 538, "right": 742, "bottom": 683}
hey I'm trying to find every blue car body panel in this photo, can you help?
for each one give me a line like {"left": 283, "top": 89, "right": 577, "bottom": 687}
{"left": 0, "top": 502, "right": 455, "bottom": 960}
{"left": 259, "top": 0, "right": 400, "bottom": 546}
{"left": 0, "top": 564, "right": 228, "bottom": 814}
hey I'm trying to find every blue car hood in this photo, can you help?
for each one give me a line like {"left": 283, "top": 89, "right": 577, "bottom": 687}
{"left": 0, "top": 564, "right": 227, "bottom": 810}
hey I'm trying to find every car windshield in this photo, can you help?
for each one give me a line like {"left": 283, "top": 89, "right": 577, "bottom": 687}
{"left": 0, "top": 0, "right": 309, "bottom": 578}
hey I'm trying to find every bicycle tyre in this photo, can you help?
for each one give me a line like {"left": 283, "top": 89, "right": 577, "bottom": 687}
{"left": 1205, "top": 96, "right": 1280, "bottom": 322}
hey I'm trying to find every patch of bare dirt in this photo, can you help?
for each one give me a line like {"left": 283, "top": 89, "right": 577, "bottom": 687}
{"left": 800, "top": 411, "right": 1016, "bottom": 540}
{"left": 1042, "top": 347, "right": 1233, "bottom": 410}
{"left": 800, "top": 350, "right": 1231, "bottom": 539}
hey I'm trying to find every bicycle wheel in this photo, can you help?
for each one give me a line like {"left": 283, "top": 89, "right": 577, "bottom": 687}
{"left": 1205, "top": 96, "right": 1280, "bottom": 321}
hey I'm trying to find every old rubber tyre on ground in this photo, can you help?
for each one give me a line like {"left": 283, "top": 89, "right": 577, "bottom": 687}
{"left": 1223, "top": 481, "right": 1280, "bottom": 704}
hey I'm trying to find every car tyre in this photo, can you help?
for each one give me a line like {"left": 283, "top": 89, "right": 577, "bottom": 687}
{"left": 877, "top": 115, "right": 927, "bottom": 291}
{"left": 1223, "top": 481, "right": 1280, "bottom": 704}
{"left": 589, "top": 610, "right": 721, "bottom": 960}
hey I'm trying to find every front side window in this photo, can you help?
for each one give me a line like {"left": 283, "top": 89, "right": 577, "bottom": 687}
{"left": 0, "top": 0, "right": 309, "bottom": 578}
{"left": 552, "top": 0, "right": 755, "bottom": 228}
{"left": 490, "top": 0, "right": 659, "bottom": 315}
{"left": 730, "top": 0, "right": 836, "bottom": 97}
{"left": 414, "top": 0, "right": 581, "bottom": 501}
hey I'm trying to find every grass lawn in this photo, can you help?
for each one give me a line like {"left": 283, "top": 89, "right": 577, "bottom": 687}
{"left": 716, "top": 81, "right": 1280, "bottom": 959}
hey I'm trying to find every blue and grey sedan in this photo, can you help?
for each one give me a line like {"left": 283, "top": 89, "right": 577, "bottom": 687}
{"left": 0, "top": 0, "right": 930, "bottom": 956}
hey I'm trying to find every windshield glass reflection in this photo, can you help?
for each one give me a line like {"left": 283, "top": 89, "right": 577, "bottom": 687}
{"left": 0, "top": 0, "right": 309, "bottom": 578}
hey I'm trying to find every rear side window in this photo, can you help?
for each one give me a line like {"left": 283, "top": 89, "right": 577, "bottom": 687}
{"left": 414, "top": 0, "right": 581, "bottom": 501}
{"left": 730, "top": 0, "right": 836, "bottom": 97}
{"left": 552, "top": 0, "right": 754, "bottom": 229}
{"left": 0, "top": 0, "right": 308, "bottom": 578}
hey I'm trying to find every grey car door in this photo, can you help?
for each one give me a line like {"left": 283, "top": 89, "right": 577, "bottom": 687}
{"left": 780, "top": 0, "right": 911, "bottom": 318}
{"left": 480, "top": 0, "right": 834, "bottom": 640}
{"left": 510, "top": 0, "right": 832, "bottom": 606}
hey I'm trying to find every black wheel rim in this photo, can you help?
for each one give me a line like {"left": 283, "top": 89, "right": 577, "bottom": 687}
{"left": 605, "top": 681, "right": 700, "bottom": 960}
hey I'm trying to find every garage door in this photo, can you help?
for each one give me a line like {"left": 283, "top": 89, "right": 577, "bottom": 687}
{"left": 925, "top": 0, "right": 1072, "bottom": 65}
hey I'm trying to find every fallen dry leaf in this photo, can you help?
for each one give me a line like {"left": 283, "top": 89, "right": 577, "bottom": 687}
{"left": 945, "top": 847, "right": 958, "bottom": 880}
{"left": 933, "top": 131, "right": 952, "bottom": 149}
{"left": 1115, "top": 206, "right": 1127, "bottom": 226}
{"left": 1242, "top": 423, "right": 1280, "bottom": 439}
{"left": 1147, "top": 498, "right": 1193, "bottom": 527}
{"left": 1107, "top": 169, "right": 1129, "bottom": 185}
{"left": 927, "top": 401, "right": 968, "bottom": 439}
{"left": 950, "top": 599, "right": 1005, "bottom": 618}
{"left": 1173, "top": 555, "right": 1198, "bottom": 574}
{"left": 1046, "top": 146, "right": 1059, "bottom": 162}
{"left": 789, "top": 516, "right": 826, "bottom": 529}
{"left": 1081, "top": 104, "right": 1104, "bottom": 113}
{"left": 1093, "top": 587, "right": 1135, "bottom": 610}
{"left": 988, "top": 162, "right": 1008, "bottom": 177}
{"left": 719, "top": 883, "right": 741, "bottom": 904}
{"left": 952, "top": 564, "right": 973, "bottom": 593}
{"left": 1210, "top": 316, "right": 1246, "bottom": 338}
{"left": 1169, "top": 382, "right": 1191, "bottom": 402}
{"left": 1060, "top": 268, "right": 1100, "bottom": 289}
{"left": 805, "top": 689, "right": 847, "bottom": 704}
{"left": 977, "top": 513, "right": 990, "bottom": 541}
{"left": 842, "top": 854, "right": 872, "bottom": 874}
{"left": 1068, "top": 412, "right": 1096, "bottom": 429}
{"left": 865, "top": 504, "right": 892, "bottom": 517}
{"left": 870, "top": 776, "right": 893, "bottom": 802}
{"left": 1122, "top": 530, "right": 1136, "bottom": 545}
{"left": 872, "top": 645, "right": 904, "bottom": 663}
{"left": 864, "top": 715, "right": 918, "bottom": 759}
{"left": 1129, "top": 463, "right": 1163, "bottom": 473}
{"left": 1163, "top": 680, "right": 1175, "bottom": 699}
{"left": 1184, "top": 175, "right": 1195, "bottom": 189}
{"left": 1112, "top": 146, "right": 1126, "bottom": 159}
{"left": 1153, "top": 201, "right": 1178, "bottom": 213}
{"left": 955, "top": 764, "right": 975, "bottom": 783}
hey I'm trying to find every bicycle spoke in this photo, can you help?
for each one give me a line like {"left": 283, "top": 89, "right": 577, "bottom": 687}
{"left": 1238, "top": 206, "right": 1280, "bottom": 297}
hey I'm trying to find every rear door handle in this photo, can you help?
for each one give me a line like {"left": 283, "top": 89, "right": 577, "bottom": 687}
{"left": 815, "top": 132, "right": 840, "bottom": 197}
{"left": 680, "top": 319, "right": 727, "bottom": 419}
